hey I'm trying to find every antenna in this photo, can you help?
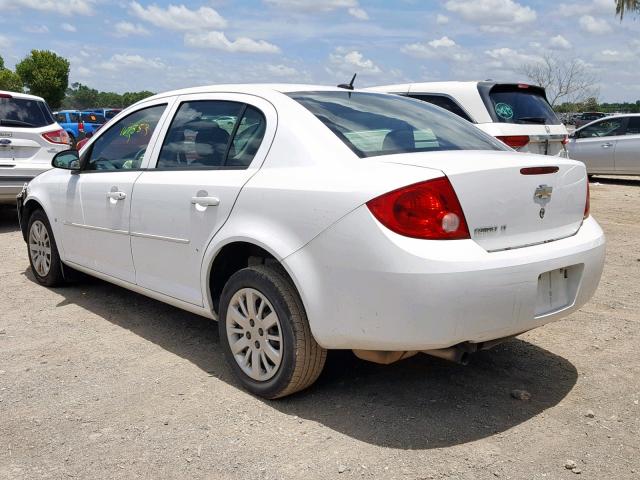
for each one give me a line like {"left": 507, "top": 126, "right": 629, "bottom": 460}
{"left": 338, "top": 73, "right": 357, "bottom": 90}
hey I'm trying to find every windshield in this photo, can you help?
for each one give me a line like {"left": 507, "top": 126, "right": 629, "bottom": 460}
{"left": 0, "top": 96, "right": 55, "bottom": 128}
{"left": 288, "top": 91, "right": 506, "bottom": 158}
{"left": 486, "top": 85, "right": 560, "bottom": 125}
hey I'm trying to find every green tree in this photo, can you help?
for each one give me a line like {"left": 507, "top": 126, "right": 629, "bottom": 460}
{"left": 0, "top": 54, "right": 23, "bottom": 92}
{"left": 15, "top": 50, "right": 69, "bottom": 108}
{"left": 617, "top": 0, "right": 639, "bottom": 19}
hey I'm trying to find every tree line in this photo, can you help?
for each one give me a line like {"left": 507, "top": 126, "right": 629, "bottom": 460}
{"left": 0, "top": 49, "right": 153, "bottom": 110}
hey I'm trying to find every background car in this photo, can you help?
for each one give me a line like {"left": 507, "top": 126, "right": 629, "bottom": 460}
{"left": 568, "top": 113, "right": 640, "bottom": 175}
{"left": 574, "top": 112, "right": 607, "bottom": 128}
{"left": 88, "top": 108, "right": 122, "bottom": 120}
{"left": 54, "top": 110, "right": 105, "bottom": 146}
{"left": 17, "top": 85, "right": 604, "bottom": 399}
{"left": 0, "top": 89, "right": 70, "bottom": 205}
{"left": 367, "top": 81, "right": 570, "bottom": 157}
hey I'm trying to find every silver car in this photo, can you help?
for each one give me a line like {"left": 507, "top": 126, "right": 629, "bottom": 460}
{"left": 568, "top": 114, "right": 640, "bottom": 176}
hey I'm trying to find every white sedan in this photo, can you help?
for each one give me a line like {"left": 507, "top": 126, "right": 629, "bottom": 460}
{"left": 17, "top": 85, "right": 605, "bottom": 398}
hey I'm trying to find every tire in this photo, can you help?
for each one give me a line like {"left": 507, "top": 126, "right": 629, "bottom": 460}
{"left": 219, "top": 264, "right": 326, "bottom": 399}
{"left": 27, "top": 209, "right": 65, "bottom": 287}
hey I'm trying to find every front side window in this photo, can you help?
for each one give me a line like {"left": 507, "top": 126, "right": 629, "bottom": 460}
{"left": 157, "top": 101, "right": 266, "bottom": 169}
{"left": 81, "top": 112, "right": 105, "bottom": 124}
{"left": 579, "top": 118, "right": 625, "bottom": 138}
{"left": 83, "top": 104, "right": 166, "bottom": 171}
{"left": 624, "top": 117, "right": 640, "bottom": 136}
{"left": 288, "top": 91, "right": 505, "bottom": 158}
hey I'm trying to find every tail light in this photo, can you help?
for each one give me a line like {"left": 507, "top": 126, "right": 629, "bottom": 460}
{"left": 497, "top": 135, "right": 530, "bottom": 149}
{"left": 366, "top": 177, "right": 470, "bottom": 240}
{"left": 0, "top": 93, "right": 13, "bottom": 99}
{"left": 78, "top": 122, "right": 85, "bottom": 133}
{"left": 584, "top": 181, "right": 590, "bottom": 219}
{"left": 562, "top": 135, "right": 569, "bottom": 146}
{"left": 42, "top": 129, "right": 70, "bottom": 145}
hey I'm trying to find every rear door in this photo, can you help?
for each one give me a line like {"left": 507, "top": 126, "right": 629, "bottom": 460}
{"left": 614, "top": 116, "right": 640, "bottom": 174}
{"left": 129, "top": 93, "right": 275, "bottom": 305}
{"left": 569, "top": 117, "right": 625, "bottom": 173}
{"left": 60, "top": 102, "right": 170, "bottom": 282}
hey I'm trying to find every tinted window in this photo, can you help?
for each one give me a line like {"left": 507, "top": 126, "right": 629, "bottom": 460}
{"left": 105, "top": 109, "right": 121, "bottom": 119}
{"left": 83, "top": 104, "right": 166, "bottom": 171}
{"left": 0, "top": 97, "right": 54, "bottom": 128}
{"left": 54, "top": 113, "right": 66, "bottom": 123}
{"left": 69, "top": 112, "right": 80, "bottom": 123}
{"left": 487, "top": 86, "right": 560, "bottom": 125}
{"left": 288, "top": 91, "right": 505, "bottom": 158}
{"left": 624, "top": 117, "right": 640, "bottom": 135}
{"left": 81, "top": 112, "right": 105, "bottom": 124}
{"left": 157, "top": 101, "right": 266, "bottom": 169}
{"left": 581, "top": 113, "right": 605, "bottom": 121}
{"left": 408, "top": 94, "right": 473, "bottom": 122}
{"left": 578, "top": 118, "right": 625, "bottom": 138}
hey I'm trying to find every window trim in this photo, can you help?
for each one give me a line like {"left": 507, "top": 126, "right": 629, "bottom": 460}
{"left": 78, "top": 102, "right": 170, "bottom": 173}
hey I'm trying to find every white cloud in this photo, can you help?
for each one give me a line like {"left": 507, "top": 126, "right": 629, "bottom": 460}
{"left": 328, "top": 48, "right": 381, "bottom": 76}
{"left": 99, "top": 54, "right": 165, "bottom": 72}
{"left": 579, "top": 15, "right": 612, "bottom": 34}
{"left": 0, "top": 0, "right": 95, "bottom": 16}
{"left": 129, "top": 2, "right": 227, "bottom": 31}
{"left": 436, "top": 14, "right": 449, "bottom": 25}
{"left": 266, "top": 64, "right": 298, "bottom": 77}
{"left": 61, "top": 23, "right": 76, "bottom": 32}
{"left": 184, "top": 32, "right": 280, "bottom": 54}
{"left": 0, "top": 34, "right": 10, "bottom": 48}
{"left": 24, "top": 25, "right": 49, "bottom": 33}
{"left": 484, "top": 47, "right": 542, "bottom": 70}
{"left": 402, "top": 36, "right": 471, "bottom": 62}
{"left": 445, "top": 0, "right": 536, "bottom": 26}
{"left": 264, "top": 0, "right": 369, "bottom": 20}
{"left": 114, "top": 22, "right": 150, "bottom": 37}
{"left": 549, "top": 34, "right": 571, "bottom": 50}
{"left": 597, "top": 49, "right": 637, "bottom": 63}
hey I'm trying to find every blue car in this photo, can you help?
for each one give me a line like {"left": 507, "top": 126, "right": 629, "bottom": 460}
{"left": 88, "top": 108, "right": 122, "bottom": 120}
{"left": 53, "top": 110, "right": 105, "bottom": 145}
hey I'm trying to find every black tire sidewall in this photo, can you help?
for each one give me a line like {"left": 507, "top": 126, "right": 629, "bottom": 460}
{"left": 219, "top": 267, "right": 298, "bottom": 398}
{"left": 27, "top": 210, "right": 63, "bottom": 287}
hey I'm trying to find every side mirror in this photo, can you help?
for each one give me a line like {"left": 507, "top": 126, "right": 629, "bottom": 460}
{"left": 52, "top": 149, "right": 81, "bottom": 171}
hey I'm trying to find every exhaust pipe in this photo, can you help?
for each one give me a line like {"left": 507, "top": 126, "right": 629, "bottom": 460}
{"left": 422, "top": 347, "right": 470, "bottom": 365}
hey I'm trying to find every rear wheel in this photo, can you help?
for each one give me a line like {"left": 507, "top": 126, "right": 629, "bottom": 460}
{"left": 27, "top": 209, "right": 65, "bottom": 287}
{"left": 219, "top": 265, "right": 326, "bottom": 399}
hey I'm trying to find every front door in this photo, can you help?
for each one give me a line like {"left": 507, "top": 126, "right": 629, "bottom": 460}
{"left": 570, "top": 117, "right": 626, "bottom": 174}
{"left": 130, "top": 94, "right": 275, "bottom": 305}
{"left": 60, "top": 103, "right": 169, "bottom": 282}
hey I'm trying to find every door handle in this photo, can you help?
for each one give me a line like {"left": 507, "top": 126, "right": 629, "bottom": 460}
{"left": 601, "top": 143, "right": 613, "bottom": 148}
{"left": 191, "top": 196, "right": 220, "bottom": 207}
{"left": 107, "top": 191, "right": 126, "bottom": 200}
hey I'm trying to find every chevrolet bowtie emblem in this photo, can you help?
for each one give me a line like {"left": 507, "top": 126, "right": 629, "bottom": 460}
{"left": 534, "top": 184, "right": 553, "bottom": 201}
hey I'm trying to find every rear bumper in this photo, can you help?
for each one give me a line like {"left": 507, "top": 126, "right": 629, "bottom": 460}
{"left": 0, "top": 166, "right": 50, "bottom": 204}
{"left": 285, "top": 206, "right": 605, "bottom": 351}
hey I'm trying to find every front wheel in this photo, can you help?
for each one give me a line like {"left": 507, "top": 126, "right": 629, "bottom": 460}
{"left": 219, "top": 265, "right": 326, "bottom": 399}
{"left": 27, "top": 209, "right": 65, "bottom": 287}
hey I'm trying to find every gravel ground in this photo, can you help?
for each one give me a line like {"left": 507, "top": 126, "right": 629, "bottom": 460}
{"left": 1, "top": 176, "right": 638, "bottom": 480}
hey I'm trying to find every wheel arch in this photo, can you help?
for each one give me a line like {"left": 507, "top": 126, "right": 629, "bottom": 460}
{"left": 20, "top": 198, "right": 47, "bottom": 242}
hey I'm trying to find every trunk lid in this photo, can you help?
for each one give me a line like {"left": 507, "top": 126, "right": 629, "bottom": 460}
{"left": 0, "top": 126, "right": 52, "bottom": 162}
{"left": 479, "top": 122, "right": 568, "bottom": 157}
{"left": 381, "top": 150, "right": 587, "bottom": 251}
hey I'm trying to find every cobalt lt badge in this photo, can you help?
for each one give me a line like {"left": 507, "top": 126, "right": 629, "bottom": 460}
{"left": 533, "top": 184, "right": 553, "bottom": 220}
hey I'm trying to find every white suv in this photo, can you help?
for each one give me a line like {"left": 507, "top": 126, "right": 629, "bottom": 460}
{"left": 367, "top": 81, "right": 570, "bottom": 157}
{"left": 0, "top": 90, "right": 70, "bottom": 204}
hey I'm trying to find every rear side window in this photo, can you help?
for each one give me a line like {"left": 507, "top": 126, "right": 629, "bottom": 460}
{"left": 0, "top": 97, "right": 54, "bottom": 128}
{"left": 407, "top": 94, "right": 473, "bottom": 122}
{"left": 54, "top": 113, "right": 66, "bottom": 123}
{"left": 81, "top": 113, "right": 105, "bottom": 124}
{"left": 625, "top": 117, "right": 640, "bottom": 136}
{"left": 288, "top": 91, "right": 505, "bottom": 158}
{"left": 157, "top": 100, "right": 266, "bottom": 169}
{"left": 484, "top": 85, "right": 560, "bottom": 125}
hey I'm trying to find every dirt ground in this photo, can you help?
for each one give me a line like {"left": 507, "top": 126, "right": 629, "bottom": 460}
{"left": 1, "top": 177, "right": 638, "bottom": 480}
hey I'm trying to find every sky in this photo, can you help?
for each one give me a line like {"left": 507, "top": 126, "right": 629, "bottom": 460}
{"left": 0, "top": 0, "right": 638, "bottom": 102}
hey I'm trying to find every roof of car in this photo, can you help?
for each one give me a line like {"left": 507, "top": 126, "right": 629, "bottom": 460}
{"left": 0, "top": 89, "right": 47, "bottom": 102}
{"left": 140, "top": 84, "right": 379, "bottom": 104}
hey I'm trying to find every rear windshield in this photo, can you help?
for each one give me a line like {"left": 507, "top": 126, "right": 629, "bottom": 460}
{"left": 81, "top": 112, "right": 105, "bottom": 124}
{"left": 288, "top": 91, "right": 506, "bottom": 158}
{"left": 486, "top": 85, "right": 560, "bottom": 125}
{"left": 0, "top": 96, "right": 55, "bottom": 128}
